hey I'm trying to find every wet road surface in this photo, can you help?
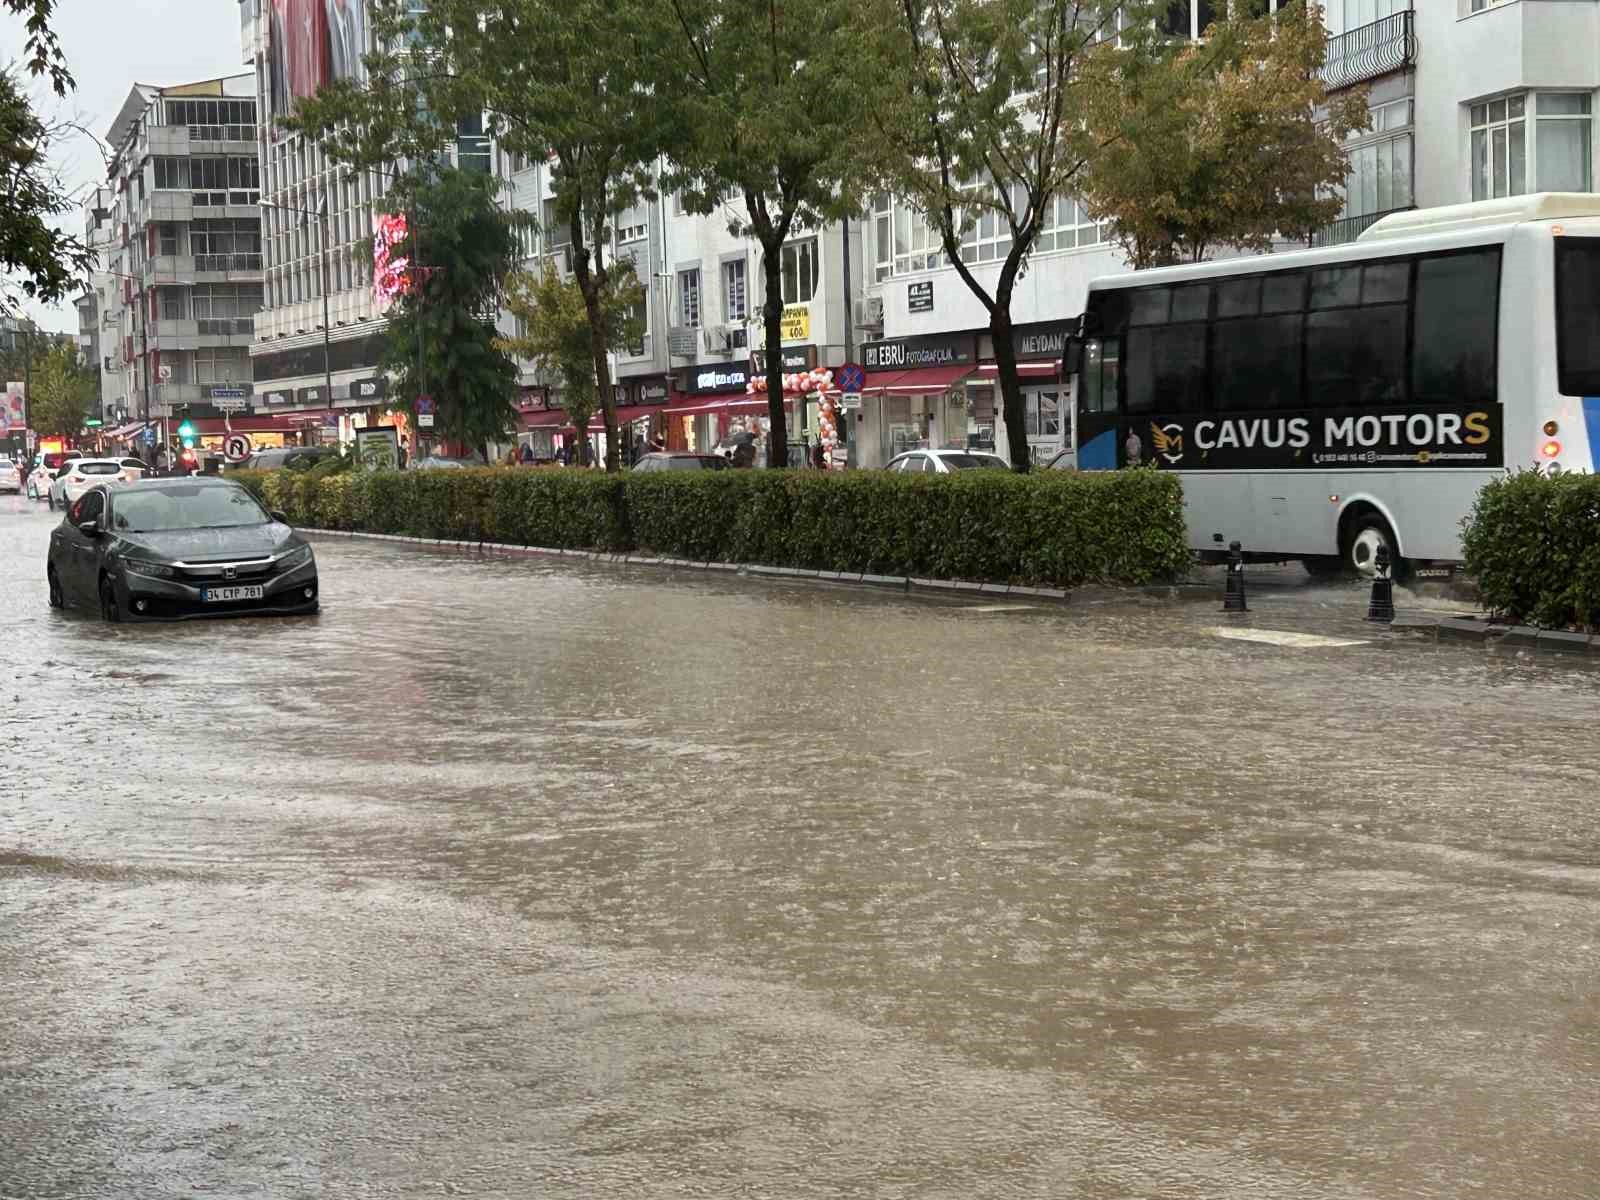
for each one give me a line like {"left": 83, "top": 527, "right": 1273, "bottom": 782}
{"left": 3, "top": 492, "right": 1598, "bottom": 1198}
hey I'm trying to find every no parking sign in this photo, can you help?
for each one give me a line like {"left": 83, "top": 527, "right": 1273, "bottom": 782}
{"left": 223, "top": 433, "right": 254, "bottom": 463}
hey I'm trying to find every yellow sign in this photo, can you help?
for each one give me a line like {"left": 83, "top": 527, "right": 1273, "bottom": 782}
{"left": 780, "top": 305, "right": 811, "bottom": 342}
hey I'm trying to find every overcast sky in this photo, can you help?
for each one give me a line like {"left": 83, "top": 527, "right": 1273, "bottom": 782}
{"left": 3, "top": 0, "right": 244, "bottom": 332}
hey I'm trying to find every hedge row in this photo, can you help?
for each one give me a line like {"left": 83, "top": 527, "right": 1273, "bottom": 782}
{"left": 228, "top": 465, "right": 1193, "bottom": 588}
{"left": 1462, "top": 469, "right": 1600, "bottom": 631}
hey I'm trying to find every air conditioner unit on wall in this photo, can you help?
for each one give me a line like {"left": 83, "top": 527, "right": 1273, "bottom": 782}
{"left": 707, "top": 325, "right": 734, "bottom": 355}
{"left": 855, "top": 295, "right": 884, "bottom": 330}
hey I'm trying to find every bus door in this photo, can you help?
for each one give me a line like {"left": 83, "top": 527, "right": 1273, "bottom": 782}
{"left": 1075, "top": 332, "right": 1122, "bottom": 469}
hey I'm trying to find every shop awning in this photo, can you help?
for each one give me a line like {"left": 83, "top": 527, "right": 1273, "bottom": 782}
{"left": 968, "top": 360, "right": 1060, "bottom": 381}
{"left": 588, "top": 404, "right": 664, "bottom": 430}
{"left": 189, "top": 411, "right": 337, "bottom": 434}
{"left": 520, "top": 408, "right": 571, "bottom": 429}
{"left": 666, "top": 393, "right": 759, "bottom": 417}
{"left": 873, "top": 364, "right": 977, "bottom": 394}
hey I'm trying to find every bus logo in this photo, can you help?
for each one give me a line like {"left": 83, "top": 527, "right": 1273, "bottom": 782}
{"left": 1151, "top": 422, "right": 1185, "bottom": 464}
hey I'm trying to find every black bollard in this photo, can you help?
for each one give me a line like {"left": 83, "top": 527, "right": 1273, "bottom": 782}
{"left": 1222, "top": 540, "right": 1248, "bottom": 613}
{"left": 1366, "top": 544, "right": 1396, "bottom": 623}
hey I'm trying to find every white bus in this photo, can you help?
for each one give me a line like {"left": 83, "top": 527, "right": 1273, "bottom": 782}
{"left": 1073, "top": 194, "right": 1600, "bottom": 577}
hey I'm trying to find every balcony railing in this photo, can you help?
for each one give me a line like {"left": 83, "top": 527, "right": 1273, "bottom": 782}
{"left": 1320, "top": 10, "right": 1415, "bottom": 92}
{"left": 1310, "top": 206, "right": 1414, "bottom": 249}
{"left": 196, "top": 318, "right": 256, "bottom": 336}
{"left": 194, "top": 252, "right": 262, "bottom": 273}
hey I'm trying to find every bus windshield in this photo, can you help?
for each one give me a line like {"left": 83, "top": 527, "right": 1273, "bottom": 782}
{"left": 1555, "top": 238, "right": 1600, "bottom": 396}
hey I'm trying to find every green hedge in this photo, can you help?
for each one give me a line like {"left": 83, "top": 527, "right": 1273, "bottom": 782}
{"left": 1462, "top": 469, "right": 1600, "bottom": 631}
{"left": 229, "top": 465, "right": 1191, "bottom": 587}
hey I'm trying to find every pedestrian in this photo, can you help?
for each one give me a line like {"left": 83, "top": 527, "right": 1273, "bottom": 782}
{"left": 810, "top": 441, "right": 826, "bottom": 470}
{"left": 397, "top": 435, "right": 410, "bottom": 470}
{"left": 650, "top": 434, "right": 665, "bottom": 454}
{"left": 520, "top": 441, "right": 535, "bottom": 464}
{"left": 1124, "top": 427, "right": 1142, "bottom": 466}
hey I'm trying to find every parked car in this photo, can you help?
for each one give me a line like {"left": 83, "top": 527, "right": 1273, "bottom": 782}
{"left": 242, "top": 446, "right": 340, "bottom": 472}
{"left": 45, "top": 477, "right": 319, "bottom": 622}
{"left": 25, "top": 450, "right": 78, "bottom": 500}
{"left": 47, "top": 459, "right": 130, "bottom": 510}
{"left": 0, "top": 456, "right": 20, "bottom": 493}
{"left": 885, "top": 450, "right": 1010, "bottom": 474}
{"left": 410, "top": 455, "right": 481, "bottom": 470}
{"left": 632, "top": 452, "right": 731, "bottom": 472}
{"left": 1042, "top": 448, "right": 1077, "bottom": 471}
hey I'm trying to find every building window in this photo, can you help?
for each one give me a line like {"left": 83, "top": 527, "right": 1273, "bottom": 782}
{"left": 872, "top": 194, "right": 892, "bottom": 282}
{"left": 1034, "top": 194, "right": 1104, "bottom": 253}
{"left": 1472, "top": 92, "right": 1592, "bottom": 201}
{"left": 456, "top": 112, "right": 491, "bottom": 175}
{"left": 193, "top": 346, "right": 249, "bottom": 384}
{"left": 721, "top": 258, "right": 747, "bottom": 323}
{"left": 158, "top": 289, "right": 185, "bottom": 320}
{"left": 892, "top": 205, "right": 943, "bottom": 275}
{"left": 1324, "top": 0, "right": 1407, "bottom": 36}
{"left": 778, "top": 238, "right": 818, "bottom": 304}
{"left": 676, "top": 267, "right": 701, "bottom": 327}
{"left": 1534, "top": 93, "right": 1592, "bottom": 192}
{"left": 1342, "top": 100, "right": 1414, "bottom": 220}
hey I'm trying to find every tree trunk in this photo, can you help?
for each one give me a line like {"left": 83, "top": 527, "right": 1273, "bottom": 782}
{"left": 761, "top": 247, "right": 788, "bottom": 467}
{"left": 989, "top": 306, "right": 1030, "bottom": 472}
{"left": 571, "top": 209, "right": 621, "bottom": 473}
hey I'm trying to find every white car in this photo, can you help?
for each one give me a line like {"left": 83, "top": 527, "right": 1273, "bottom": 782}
{"left": 885, "top": 449, "right": 1011, "bottom": 474}
{"left": 47, "top": 458, "right": 142, "bottom": 510}
{"left": 0, "top": 456, "right": 20, "bottom": 493}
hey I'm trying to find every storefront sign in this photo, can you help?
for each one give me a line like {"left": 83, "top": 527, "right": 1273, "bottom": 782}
{"left": 908, "top": 280, "right": 934, "bottom": 313}
{"left": 349, "top": 376, "right": 387, "bottom": 401}
{"left": 684, "top": 360, "right": 751, "bottom": 394}
{"left": 780, "top": 305, "right": 810, "bottom": 342}
{"left": 517, "top": 385, "right": 552, "bottom": 411}
{"left": 261, "top": 389, "right": 291, "bottom": 406}
{"left": 1140, "top": 406, "right": 1504, "bottom": 471}
{"left": 1011, "top": 322, "right": 1069, "bottom": 361}
{"left": 861, "top": 333, "right": 977, "bottom": 371}
{"left": 753, "top": 345, "right": 816, "bottom": 373}
{"left": 638, "top": 381, "right": 669, "bottom": 403}
{"left": 297, "top": 385, "right": 327, "bottom": 406}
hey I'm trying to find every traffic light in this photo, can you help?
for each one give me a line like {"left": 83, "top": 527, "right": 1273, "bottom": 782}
{"left": 177, "top": 419, "right": 196, "bottom": 449}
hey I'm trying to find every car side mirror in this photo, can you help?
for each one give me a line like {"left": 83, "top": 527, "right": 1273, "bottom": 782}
{"left": 270, "top": 509, "right": 289, "bottom": 525}
{"left": 78, "top": 518, "right": 101, "bottom": 537}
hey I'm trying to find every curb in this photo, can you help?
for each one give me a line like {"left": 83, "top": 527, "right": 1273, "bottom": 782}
{"left": 298, "top": 528, "right": 1097, "bottom": 604}
{"left": 1386, "top": 613, "right": 1598, "bottom": 657}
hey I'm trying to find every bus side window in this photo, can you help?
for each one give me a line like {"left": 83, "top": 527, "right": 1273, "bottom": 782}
{"left": 1083, "top": 337, "right": 1121, "bottom": 414}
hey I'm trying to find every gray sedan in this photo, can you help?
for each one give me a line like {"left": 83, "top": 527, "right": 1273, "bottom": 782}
{"left": 46, "top": 477, "right": 319, "bottom": 622}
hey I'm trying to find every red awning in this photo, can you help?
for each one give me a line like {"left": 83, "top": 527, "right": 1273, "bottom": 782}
{"left": 867, "top": 364, "right": 977, "bottom": 394}
{"left": 190, "top": 411, "right": 337, "bottom": 434}
{"left": 665, "top": 394, "right": 803, "bottom": 418}
{"left": 587, "top": 404, "right": 663, "bottom": 430}
{"left": 520, "top": 408, "right": 570, "bottom": 429}
{"left": 968, "top": 360, "right": 1060, "bottom": 381}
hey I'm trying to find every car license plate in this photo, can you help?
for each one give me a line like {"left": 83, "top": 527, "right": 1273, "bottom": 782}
{"left": 203, "top": 585, "right": 265, "bottom": 603}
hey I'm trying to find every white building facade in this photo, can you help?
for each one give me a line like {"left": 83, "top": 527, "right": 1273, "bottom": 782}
{"left": 98, "top": 73, "right": 262, "bottom": 445}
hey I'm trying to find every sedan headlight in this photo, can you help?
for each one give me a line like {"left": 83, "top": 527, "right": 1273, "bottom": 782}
{"left": 277, "top": 544, "right": 314, "bottom": 571}
{"left": 124, "top": 558, "right": 176, "bottom": 579}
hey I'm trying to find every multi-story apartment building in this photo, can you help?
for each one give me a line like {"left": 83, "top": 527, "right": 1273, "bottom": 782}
{"left": 99, "top": 73, "right": 263, "bottom": 441}
{"left": 502, "top": 154, "right": 863, "bottom": 464}
{"left": 77, "top": 187, "right": 119, "bottom": 425}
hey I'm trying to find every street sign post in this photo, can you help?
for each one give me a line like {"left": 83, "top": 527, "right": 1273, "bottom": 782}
{"left": 840, "top": 392, "right": 862, "bottom": 411}
{"left": 836, "top": 363, "right": 866, "bottom": 394}
{"left": 222, "top": 433, "right": 253, "bottom": 463}
{"left": 416, "top": 395, "right": 436, "bottom": 428}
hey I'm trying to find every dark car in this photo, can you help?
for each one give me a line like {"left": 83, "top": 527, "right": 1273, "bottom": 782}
{"left": 631, "top": 452, "right": 730, "bottom": 472}
{"left": 45, "top": 477, "right": 319, "bottom": 622}
{"left": 242, "top": 446, "right": 339, "bottom": 472}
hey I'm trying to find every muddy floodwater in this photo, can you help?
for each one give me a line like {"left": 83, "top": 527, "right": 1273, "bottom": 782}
{"left": 2, "top": 495, "right": 1597, "bottom": 1198}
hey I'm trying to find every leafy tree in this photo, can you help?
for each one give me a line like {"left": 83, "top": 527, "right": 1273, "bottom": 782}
{"left": 4, "top": 0, "right": 71, "bottom": 95}
{"left": 662, "top": 0, "right": 877, "bottom": 467}
{"left": 376, "top": 167, "right": 523, "bottom": 460}
{"left": 292, "top": 0, "right": 672, "bottom": 474}
{"left": 860, "top": 0, "right": 1162, "bottom": 471}
{"left": 28, "top": 340, "right": 92, "bottom": 437}
{"left": 1077, "top": 3, "right": 1368, "bottom": 268}
{"left": 498, "top": 262, "right": 644, "bottom": 466}
{"left": 1, "top": 69, "right": 91, "bottom": 310}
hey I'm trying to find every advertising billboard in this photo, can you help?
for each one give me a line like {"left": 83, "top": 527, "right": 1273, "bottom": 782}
{"left": 269, "top": 0, "right": 367, "bottom": 119}
{"left": 1, "top": 382, "right": 24, "bottom": 434}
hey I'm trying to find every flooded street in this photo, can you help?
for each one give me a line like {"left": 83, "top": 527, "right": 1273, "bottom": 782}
{"left": 3, "top": 491, "right": 1598, "bottom": 1199}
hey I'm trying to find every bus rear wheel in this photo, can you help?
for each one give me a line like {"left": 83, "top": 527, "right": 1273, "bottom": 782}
{"left": 1343, "top": 513, "right": 1404, "bottom": 580}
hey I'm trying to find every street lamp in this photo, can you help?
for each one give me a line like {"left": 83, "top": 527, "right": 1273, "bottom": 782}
{"left": 259, "top": 193, "right": 334, "bottom": 414}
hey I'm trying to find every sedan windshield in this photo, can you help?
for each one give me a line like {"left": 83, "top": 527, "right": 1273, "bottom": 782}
{"left": 111, "top": 485, "right": 269, "bottom": 532}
